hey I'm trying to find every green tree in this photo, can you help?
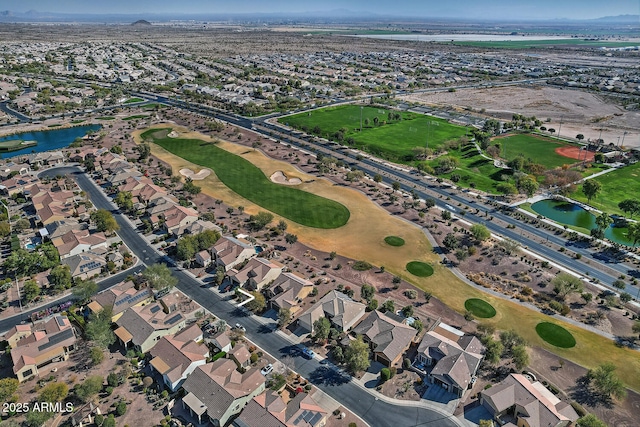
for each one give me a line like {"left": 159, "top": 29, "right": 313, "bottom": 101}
{"left": 576, "top": 414, "right": 607, "bottom": 427}
{"left": 114, "top": 191, "right": 133, "bottom": 213}
{"left": 142, "top": 263, "right": 178, "bottom": 293}
{"left": 102, "top": 414, "right": 116, "bottom": 427}
{"left": 0, "top": 378, "right": 19, "bottom": 402}
{"left": 552, "top": 273, "right": 584, "bottom": 300}
{"left": 344, "top": 335, "right": 370, "bottom": 373}
{"left": 249, "top": 211, "right": 274, "bottom": 231}
{"left": 39, "top": 382, "right": 69, "bottom": 402}
{"left": 72, "top": 279, "right": 98, "bottom": 302}
{"left": 24, "top": 410, "right": 53, "bottom": 427}
{"left": 587, "top": 362, "right": 627, "bottom": 400}
{"left": 284, "top": 233, "right": 298, "bottom": 245}
{"left": 582, "top": 180, "right": 602, "bottom": 203}
{"left": 499, "top": 330, "right": 527, "bottom": 352}
{"left": 627, "top": 222, "right": 640, "bottom": 246}
{"left": 90, "top": 347, "right": 105, "bottom": 365}
{"left": 176, "top": 236, "right": 197, "bottom": 261}
{"left": 115, "top": 401, "right": 127, "bottom": 416}
{"left": 49, "top": 264, "right": 72, "bottom": 291}
{"left": 512, "top": 345, "right": 529, "bottom": 370}
{"left": 277, "top": 308, "right": 291, "bottom": 327}
{"left": 367, "top": 298, "right": 379, "bottom": 312}
{"left": 276, "top": 219, "right": 287, "bottom": 232}
{"left": 482, "top": 337, "right": 503, "bottom": 366}
{"left": 313, "top": 317, "right": 331, "bottom": 342}
{"left": 245, "top": 291, "right": 266, "bottom": 313}
{"left": 360, "top": 284, "right": 375, "bottom": 303}
{"left": 401, "top": 305, "right": 414, "bottom": 318}
{"left": 75, "top": 375, "right": 104, "bottom": 402}
{"left": 441, "top": 210, "right": 452, "bottom": 221}
{"left": 618, "top": 199, "right": 640, "bottom": 219}
{"left": 381, "top": 300, "right": 395, "bottom": 313}
{"left": 517, "top": 176, "right": 539, "bottom": 198}
{"left": 22, "top": 279, "right": 40, "bottom": 303}
{"left": 443, "top": 233, "right": 459, "bottom": 251}
{"left": 85, "top": 307, "right": 115, "bottom": 349}
{"left": 0, "top": 221, "right": 10, "bottom": 237}
{"left": 392, "top": 181, "right": 401, "bottom": 191}
{"left": 470, "top": 224, "right": 490, "bottom": 243}
{"left": 91, "top": 209, "right": 120, "bottom": 234}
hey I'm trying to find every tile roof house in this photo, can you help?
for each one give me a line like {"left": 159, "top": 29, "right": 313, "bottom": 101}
{"left": 413, "top": 322, "right": 485, "bottom": 398}
{"left": 229, "top": 258, "right": 283, "bottom": 291}
{"left": 196, "top": 250, "right": 212, "bottom": 267}
{"left": 208, "top": 330, "right": 232, "bottom": 353}
{"left": 51, "top": 229, "right": 107, "bottom": 259}
{"left": 149, "top": 323, "right": 209, "bottom": 392}
{"left": 88, "top": 280, "right": 153, "bottom": 322}
{"left": 181, "top": 359, "right": 266, "bottom": 427}
{"left": 480, "top": 374, "right": 579, "bottom": 427}
{"left": 7, "top": 315, "right": 77, "bottom": 382}
{"left": 61, "top": 252, "right": 107, "bottom": 280}
{"left": 114, "top": 302, "right": 187, "bottom": 353}
{"left": 161, "top": 205, "right": 199, "bottom": 234}
{"left": 233, "top": 390, "right": 328, "bottom": 427}
{"left": 211, "top": 236, "right": 256, "bottom": 271}
{"left": 228, "top": 344, "right": 251, "bottom": 370}
{"left": 176, "top": 219, "right": 221, "bottom": 237}
{"left": 352, "top": 311, "right": 417, "bottom": 367}
{"left": 267, "top": 272, "right": 314, "bottom": 315}
{"left": 298, "top": 291, "right": 366, "bottom": 334}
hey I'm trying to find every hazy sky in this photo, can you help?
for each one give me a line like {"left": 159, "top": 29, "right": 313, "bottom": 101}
{"left": 5, "top": 0, "right": 640, "bottom": 20}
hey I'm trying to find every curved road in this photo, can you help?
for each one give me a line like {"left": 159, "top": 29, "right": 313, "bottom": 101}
{"left": 36, "top": 166, "right": 462, "bottom": 427}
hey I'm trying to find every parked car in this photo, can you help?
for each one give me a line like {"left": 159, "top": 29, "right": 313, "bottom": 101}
{"left": 301, "top": 347, "right": 315, "bottom": 359}
{"left": 260, "top": 364, "right": 273, "bottom": 376}
{"left": 234, "top": 323, "right": 246, "bottom": 332}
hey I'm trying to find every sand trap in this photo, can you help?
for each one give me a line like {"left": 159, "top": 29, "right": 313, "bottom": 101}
{"left": 180, "top": 168, "right": 212, "bottom": 180}
{"left": 270, "top": 170, "right": 302, "bottom": 185}
{"left": 168, "top": 130, "right": 180, "bottom": 138}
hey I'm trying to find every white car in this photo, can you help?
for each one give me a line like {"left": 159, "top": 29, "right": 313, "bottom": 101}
{"left": 260, "top": 364, "right": 274, "bottom": 376}
{"left": 234, "top": 323, "right": 246, "bottom": 332}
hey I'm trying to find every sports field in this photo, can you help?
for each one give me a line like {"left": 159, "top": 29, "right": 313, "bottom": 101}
{"left": 141, "top": 128, "right": 350, "bottom": 229}
{"left": 281, "top": 105, "right": 468, "bottom": 161}
{"left": 571, "top": 162, "right": 640, "bottom": 216}
{"left": 496, "top": 133, "right": 580, "bottom": 169}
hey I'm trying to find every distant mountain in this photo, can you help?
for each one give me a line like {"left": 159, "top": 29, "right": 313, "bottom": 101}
{"left": 591, "top": 14, "right": 639, "bottom": 24}
{"left": 131, "top": 19, "right": 152, "bottom": 26}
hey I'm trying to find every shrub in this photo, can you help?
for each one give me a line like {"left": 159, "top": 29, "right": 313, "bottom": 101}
{"left": 403, "top": 358, "right": 411, "bottom": 369}
{"left": 404, "top": 289, "right": 418, "bottom": 299}
{"left": 352, "top": 261, "right": 373, "bottom": 271}
{"left": 115, "top": 401, "right": 127, "bottom": 416}
{"left": 389, "top": 367, "right": 397, "bottom": 378}
{"left": 250, "top": 353, "right": 259, "bottom": 363}
{"left": 549, "top": 300, "right": 564, "bottom": 312}
{"left": 380, "top": 368, "right": 391, "bottom": 382}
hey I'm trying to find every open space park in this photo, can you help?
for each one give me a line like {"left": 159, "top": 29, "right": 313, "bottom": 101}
{"left": 464, "top": 298, "right": 497, "bottom": 318}
{"left": 141, "top": 128, "right": 350, "bottom": 229}
{"left": 535, "top": 322, "right": 577, "bottom": 348}
{"left": 139, "top": 125, "right": 640, "bottom": 392}
{"left": 496, "top": 133, "right": 581, "bottom": 169}
{"left": 571, "top": 162, "right": 640, "bottom": 217}
{"left": 281, "top": 105, "right": 468, "bottom": 161}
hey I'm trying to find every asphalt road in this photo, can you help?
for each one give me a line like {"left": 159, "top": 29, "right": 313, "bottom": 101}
{"left": 35, "top": 166, "right": 462, "bottom": 427}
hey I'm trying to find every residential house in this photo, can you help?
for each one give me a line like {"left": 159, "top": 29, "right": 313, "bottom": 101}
{"left": 298, "top": 291, "right": 366, "bottom": 334}
{"left": 51, "top": 228, "right": 107, "bottom": 259}
{"left": 352, "top": 311, "right": 417, "bottom": 367}
{"left": 229, "top": 258, "right": 283, "bottom": 291}
{"left": 413, "top": 322, "right": 485, "bottom": 398}
{"left": 61, "top": 252, "right": 106, "bottom": 280}
{"left": 195, "top": 250, "right": 212, "bottom": 267}
{"left": 208, "top": 330, "right": 232, "bottom": 353}
{"left": 87, "top": 280, "right": 152, "bottom": 322}
{"left": 480, "top": 374, "right": 579, "bottom": 427}
{"left": 267, "top": 272, "right": 314, "bottom": 315}
{"left": 160, "top": 205, "right": 199, "bottom": 235}
{"left": 149, "top": 324, "right": 209, "bottom": 392}
{"left": 181, "top": 359, "right": 266, "bottom": 427}
{"left": 8, "top": 315, "right": 77, "bottom": 382}
{"left": 114, "top": 301, "right": 187, "bottom": 353}
{"left": 41, "top": 219, "right": 86, "bottom": 241}
{"left": 228, "top": 344, "right": 251, "bottom": 370}
{"left": 0, "top": 174, "right": 38, "bottom": 196}
{"left": 211, "top": 236, "right": 256, "bottom": 271}
{"left": 176, "top": 219, "right": 221, "bottom": 236}
{"left": 233, "top": 390, "right": 327, "bottom": 427}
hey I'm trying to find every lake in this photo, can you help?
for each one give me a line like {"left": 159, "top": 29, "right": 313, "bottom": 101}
{"left": 0, "top": 124, "right": 102, "bottom": 159}
{"left": 531, "top": 199, "right": 635, "bottom": 246}
{"left": 352, "top": 34, "right": 571, "bottom": 42}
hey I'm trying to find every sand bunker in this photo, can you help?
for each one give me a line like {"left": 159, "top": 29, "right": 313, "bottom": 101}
{"left": 180, "top": 168, "right": 212, "bottom": 180}
{"left": 167, "top": 130, "right": 180, "bottom": 138}
{"left": 270, "top": 170, "right": 302, "bottom": 185}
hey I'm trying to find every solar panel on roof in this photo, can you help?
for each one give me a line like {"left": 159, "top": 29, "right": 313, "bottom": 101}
{"left": 166, "top": 314, "right": 182, "bottom": 325}
{"left": 309, "top": 412, "right": 323, "bottom": 426}
{"left": 55, "top": 316, "right": 66, "bottom": 327}
{"left": 150, "top": 305, "right": 161, "bottom": 314}
{"left": 37, "top": 328, "right": 74, "bottom": 352}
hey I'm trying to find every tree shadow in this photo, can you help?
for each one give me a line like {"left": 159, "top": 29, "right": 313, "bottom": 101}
{"left": 307, "top": 366, "right": 351, "bottom": 387}
{"left": 569, "top": 375, "right": 614, "bottom": 409}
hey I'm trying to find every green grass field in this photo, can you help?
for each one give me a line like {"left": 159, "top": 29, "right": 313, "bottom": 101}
{"left": 497, "top": 133, "right": 579, "bottom": 169}
{"left": 464, "top": 298, "right": 497, "bottom": 318}
{"left": 406, "top": 261, "right": 434, "bottom": 277}
{"left": 384, "top": 236, "right": 405, "bottom": 247}
{"left": 124, "top": 97, "right": 144, "bottom": 104}
{"left": 96, "top": 116, "right": 115, "bottom": 120}
{"left": 281, "top": 105, "right": 468, "bottom": 161}
{"left": 142, "top": 129, "right": 350, "bottom": 229}
{"left": 536, "top": 322, "right": 577, "bottom": 348}
{"left": 123, "top": 115, "right": 149, "bottom": 121}
{"left": 571, "top": 162, "right": 640, "bottom": 216}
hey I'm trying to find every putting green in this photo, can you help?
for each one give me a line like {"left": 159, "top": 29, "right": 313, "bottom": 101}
{"left": 384, "top": 236, "right": 405, "bottom": 247}
{"left": 464, "top": 298, "right": 497, "bottom": 318}
{"left": 143, "top": 129, "right": 350, "bottom": 229}
{"left": 536, "top": 322, "right": 576, "bottom": 348}
{"left": 406, "top": 261, "right": 434, "bottom": 277}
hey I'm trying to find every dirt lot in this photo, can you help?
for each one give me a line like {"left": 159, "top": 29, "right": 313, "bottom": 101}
{"left": 402, "top": 85, "right": 640, "bottom": 148}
